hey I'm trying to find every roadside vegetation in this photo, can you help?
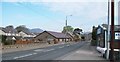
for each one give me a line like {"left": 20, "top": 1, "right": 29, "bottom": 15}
{"left": 91, "top": 26, "right": 97, "bottom": 46}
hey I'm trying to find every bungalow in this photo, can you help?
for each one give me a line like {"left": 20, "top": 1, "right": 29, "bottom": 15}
{"left": 34, "top": 31, "right": 72, "bottom": 44}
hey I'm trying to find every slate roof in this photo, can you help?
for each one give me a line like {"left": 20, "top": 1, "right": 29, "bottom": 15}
{"left": 19, "top": 30, "right": 33, "bottom": 35}
{"left": 0, "top": 27, "right": 18, "bottom": 33}
{"left": 46, "top": 31, "right": 71, "bottom": 38}
{"left": 36, "top": 31, "right": 71, "bottom": 39}
{"left": 0, "top": 27, "right": 6, "bottom": 32}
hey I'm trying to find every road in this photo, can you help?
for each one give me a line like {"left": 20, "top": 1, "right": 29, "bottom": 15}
{"left": 2, "top": 41, "right": 86, "bottom": 60}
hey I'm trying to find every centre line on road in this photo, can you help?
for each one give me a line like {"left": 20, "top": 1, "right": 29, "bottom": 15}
{"left": 59, "top": 46, "right": 64, "bottom": 48}
{"left": 47, "top": 49, "right": 55, "bottom": 51}
{"left": 13, "top": 53, "right": 37, "bottom": 59}
{"left": 66, "top": 45, "right": 70, "bottom": 46}
{"left": 34, "top": 49, "right": 44, "bottom": 52}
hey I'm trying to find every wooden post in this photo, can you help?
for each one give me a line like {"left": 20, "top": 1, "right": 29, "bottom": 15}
{"left": 110, "top": 0, "right": 115, "bottom": 61}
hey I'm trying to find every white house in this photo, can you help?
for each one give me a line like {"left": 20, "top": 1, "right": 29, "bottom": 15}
{"left": 18, "top": 31, "right": 35, "bottom": 37}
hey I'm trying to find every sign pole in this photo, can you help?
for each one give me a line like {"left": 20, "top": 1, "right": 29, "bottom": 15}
{"left": 106, "top": 0, "right": 110, "bottom": 59}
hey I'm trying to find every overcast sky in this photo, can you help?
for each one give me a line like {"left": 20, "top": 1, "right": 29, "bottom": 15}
{"left": 0, "top": 0, "right": 119, "bottom": 32}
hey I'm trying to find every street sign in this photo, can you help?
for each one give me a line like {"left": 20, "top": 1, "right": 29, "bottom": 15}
{"left": 115, "top": 32, "right": 120, "bottom": 40}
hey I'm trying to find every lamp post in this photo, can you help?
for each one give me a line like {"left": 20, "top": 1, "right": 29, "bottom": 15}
{"left": 106, "top": 0, "right": 110, "bottom": 60}
{"left": 65, "top": 15, "right": 72, "bottom": 42}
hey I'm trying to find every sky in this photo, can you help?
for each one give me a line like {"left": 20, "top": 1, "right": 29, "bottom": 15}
{"left": 0, "top": 0, "right": 120, "bottom": 32}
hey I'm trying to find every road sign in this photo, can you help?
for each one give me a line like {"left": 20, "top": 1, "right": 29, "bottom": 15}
{"left": 115, "top": 32, "right": 120, "bottom": 40}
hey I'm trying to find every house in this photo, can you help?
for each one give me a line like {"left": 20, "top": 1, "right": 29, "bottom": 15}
{"left": 18, "top": 30, "right": 35, "bottom": 37}
{"left": 4, "top": 27, "right": 19, "bottom": 36}
{"left": 34, "top": 31, "right": 72, "bottom": 44}
{"left": 96, "top": 25, "right": 120, "bottom": 59}
{"left": 0, "top": 27, "right": 6, "bottom": 35}
{"left": 0, "top": 27, "right": 20, "bottom": 36}
{"left": 66, "top": 32, "right": 74, "bottom": 41}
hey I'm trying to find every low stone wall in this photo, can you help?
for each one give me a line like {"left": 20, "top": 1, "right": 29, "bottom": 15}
{"left": 16, "top": 40, "right": 33, "bottom": 44}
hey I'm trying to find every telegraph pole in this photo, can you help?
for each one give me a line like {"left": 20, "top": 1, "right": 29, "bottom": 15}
{"left": 65, "top": 16, "right": 68, "bottom": 42}
{"left": 65, "top": 15, "right": 72, "bottom": 42}
{"left": 110, "top": 0, "right": 115, "bottom": 61}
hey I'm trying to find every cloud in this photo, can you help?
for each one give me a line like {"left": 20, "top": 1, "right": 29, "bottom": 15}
{"left": 3, "top": 0, "right": 119, "bottom": 2}
{"left": 40, "top": 2, "right": 108, "bottom": 21}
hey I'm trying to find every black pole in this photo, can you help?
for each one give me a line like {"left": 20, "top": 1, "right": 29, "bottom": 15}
{"left": 110, "top": 0, "right": 115, "bottom": 61}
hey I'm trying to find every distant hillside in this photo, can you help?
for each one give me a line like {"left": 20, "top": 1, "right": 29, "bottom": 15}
{"left": 30, "top": 28, "right": 43, "bottom": 33}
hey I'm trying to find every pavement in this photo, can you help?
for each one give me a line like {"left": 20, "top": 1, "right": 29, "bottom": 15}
{"left": 56, "top": 41, "right": 106, "bottom": 60}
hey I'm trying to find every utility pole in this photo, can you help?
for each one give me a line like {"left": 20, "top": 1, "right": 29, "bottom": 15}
{"left": 65, "top": 15, "right": 72, "bottom": 42}
{"left": 110, "top": 0, "right": 115, "bottom": 61}
{"left": 65, "top": 16, "right": 68, "bottom": 42}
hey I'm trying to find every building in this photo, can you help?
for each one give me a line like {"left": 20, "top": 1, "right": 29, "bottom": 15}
{"left": 0, "top": 27, "right": 6, "bottom": 35}
{"left": 34, "top": 31, "right": 72, "bottom": 44}
{"left": 18, "top": 31, "right": 35, "bottom": 37}
{"left": 83, "top": 33, "right": 92, "bottom": 41}
{"left": 96, "top": 25, "right": 120, "bottom": 59}
{"left": 0, "top": 27, "right": 20, "bottom": 36}
{"left": 0, "top": 27, "right": 35, "bottom": 44}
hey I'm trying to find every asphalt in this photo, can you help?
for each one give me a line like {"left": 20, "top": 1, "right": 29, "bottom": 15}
{"left": 57, "top": 41, "right": 106, "bottom": 60}
{"left": 2, "top": 41, "right": 86, "bottom": 60}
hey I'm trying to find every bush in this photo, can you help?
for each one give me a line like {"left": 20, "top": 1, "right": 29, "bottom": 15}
{"left": 81, "top": 36, "right": 85, "bottom": 41}
{"left": 91, "top": 40, "right": 97, "bottom": 46}
{"left": 1, "top": 35, "right": 7, "bottom": 44}
{"left": 4, "top": 40, "right": 15, "bottom": 45}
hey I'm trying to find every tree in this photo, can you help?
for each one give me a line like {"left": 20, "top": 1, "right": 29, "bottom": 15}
{"left": 92, "top": 26, "right": 97, "bottom": 40}
{"left": 0, "top": 35, "right": 7, "bottom": 45}
{"left": 73, "top": 28, "right": 82, "bottom": 35}
{"left": 81, "top": 35, "right": 85, "bottom": 41}
{"left": 91, "top": 26, "right": 97, "bottom": 46}
{"left": 5, "top": 25, "right": 14, "bottom": 33}
{"left": 62, "top": 26, "right": 74, "bottom": 33}
{"left": 73, "top": 34, "right": 81, "bottom": 42}
{"left": 15, "top": 25, "right": 29, "bottom": 32}
{"left": 73, "top": 28, "right": 82, "bottom": 41}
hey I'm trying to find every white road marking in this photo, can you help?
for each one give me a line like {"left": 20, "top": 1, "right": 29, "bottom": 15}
{"left": 50, "top": 49, "right": 55, "bottom": 51}
{"left": 59, "top": 46, "right": 64, "bottom": 48}
{"left": 33, "top": 53, "right": 37, "bottom": 55}
{"left": 13, "top": 57, "right": 19, "bottom": 59}
{"left": 43, "top": 49, "right": 55, "bottom": 52}
{"left": 47, "top": 49, "right": 55, "bottom": 51}
{"left": 34, "top": 49, "right": 44, "bottom": 52}
{"left": 13, "top": 53, "right": 37, "bottom": 59}
{"left": 66, "top": 45, "right": 70, "bottom": 46}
